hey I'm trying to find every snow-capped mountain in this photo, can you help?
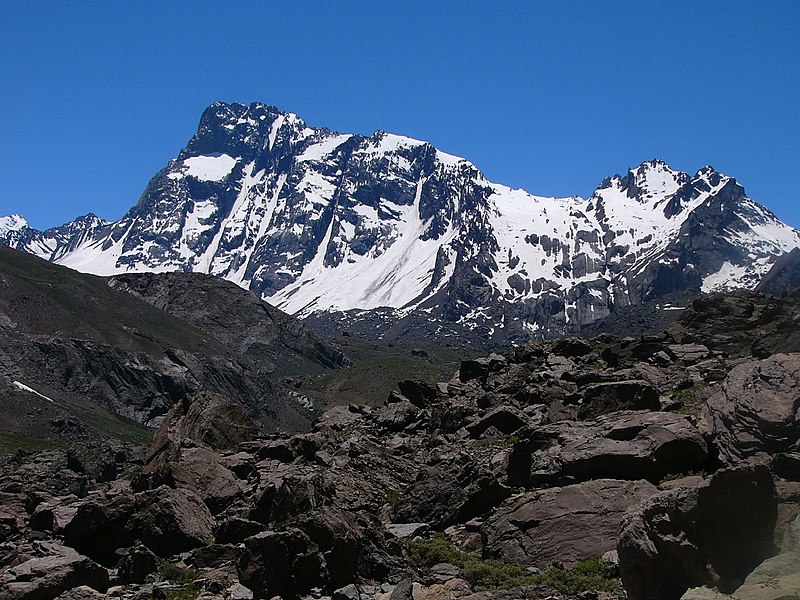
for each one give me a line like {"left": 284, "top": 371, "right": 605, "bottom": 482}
{"left": 3, "top": 101, "right": 799, "bottom": 342}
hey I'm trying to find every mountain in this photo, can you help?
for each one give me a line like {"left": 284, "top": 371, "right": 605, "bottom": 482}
{"left": 756, "top": 247, "right": 800, "bottom": 296}
{"left": 3, "top": 101, "right": 799, "bottom": 343}
{"left": 0, "top": 246, "right": 348, "bottom": 444}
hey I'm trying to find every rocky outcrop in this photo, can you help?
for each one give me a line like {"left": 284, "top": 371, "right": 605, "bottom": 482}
{"left": 618, "top": 464, "right": 777, "bottom": 600}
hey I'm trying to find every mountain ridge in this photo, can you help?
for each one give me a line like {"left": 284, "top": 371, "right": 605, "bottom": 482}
{"left": 3, "top": 101, "right": 799, "bottom": 342}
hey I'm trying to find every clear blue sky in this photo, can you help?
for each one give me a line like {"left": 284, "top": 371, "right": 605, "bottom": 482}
{"left": 1, "top": 1, "right": 798, "bottom": 230}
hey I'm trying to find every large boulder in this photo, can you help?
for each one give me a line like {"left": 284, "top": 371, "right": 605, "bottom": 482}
{"left": 238, "top": 529, "right": 326, "bottom": 599}
{"left": 700, "top": 353, "right": 800, "bottom": 465}
{"left": 62, "top": 486, "right": 214, "bottom": 563}
{"left": 391, "top": 457, "right": 510, "bottom": 529}
{"left": 578, "top": 380, "right": 661, "bottom": 419}
{"left": 483, "top": 478, "right": 658, "bottom": 568}
{"left": 0, "top": 543, "right": 108, "bottom": 600}
{"left": 508, "top": 411, "right": 708, "bottom": 487}
{"left": 617, "top": 463, "right": 777, "bottom": 600}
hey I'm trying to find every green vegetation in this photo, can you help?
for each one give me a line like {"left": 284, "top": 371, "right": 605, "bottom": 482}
{"left": 159, "top": 564, "right": 201, "bottom": 585}
{"left": 408, "top": 533, "right": 619, "bottom": 593}
{"left": 532, "top": 556, "right": 619, "bottom": 595}
{"left": 671, "top": 381, "right": 710, "bottom": 415}
{"left": 301, "top": 336, "right": 460, "bottom": 408}
{"left": 164, "top": 588, "right": 199, "bottom": 600}
{"left": 0, "top": 433, "right": 64, "bottom": 455}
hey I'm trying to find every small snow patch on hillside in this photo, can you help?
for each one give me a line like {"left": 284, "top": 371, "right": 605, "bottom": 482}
{"left": 12, "top": 381, "right": 55, "bottom": 403}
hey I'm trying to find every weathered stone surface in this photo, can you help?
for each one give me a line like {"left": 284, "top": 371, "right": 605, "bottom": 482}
{"left": 509, "top": 411, "right": 708, "bottom": 487}
{"left": 0, "top": 544, "right": 109, "bottom": 600}
{"left": 465, "top": 407, "right": 527, "bottom": 439}
{"left": 117, "top": 544, "right": 160, "bottom": 584}
{"left": 238, "top": 529, "right": 326, "bottom": 599}
{"left": 700, "top": 353, "right": 800, "bottom": 465}
{"left": 618, "top": 464, "right": 777, "bottom": 600}
{"left": 62, "top": 486, "right": 213, "bottom": 563}
{"left": 578, "top": 380, "right": 661, "bottom": 419}
{"left": 484, "top": 478, "right": 658, "bottom": 568}
{"left": 391, "top": 459, "right": 510, "bottom": 529}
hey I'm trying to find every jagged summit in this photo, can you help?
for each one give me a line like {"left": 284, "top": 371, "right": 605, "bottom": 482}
{"left": 2, "top": 100, "right": 799, "bottom": 342}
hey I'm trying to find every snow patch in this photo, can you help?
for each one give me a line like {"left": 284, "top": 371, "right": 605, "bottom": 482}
{"left": 12, "top": 381, "right": 54, "bottom": 403}
{"left": 183, "top": 154, "right": 238, "bottom": 181}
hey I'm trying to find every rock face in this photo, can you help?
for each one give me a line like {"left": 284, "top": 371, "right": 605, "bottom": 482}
{"left": 617, "top": 464, "right": 777, "bottom": 600}
{"left": 757, "top": 247, "right": 800, "bottom": 297}
{"left": 4, "top": 102, "right": 799, "bottom": 343}
{"left": 484, "top": 478, "right": 658, "bottom": 568}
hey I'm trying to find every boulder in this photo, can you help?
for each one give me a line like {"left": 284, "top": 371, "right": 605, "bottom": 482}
{"left": 128, "top": 486, "right": 215, "bottom": 556}
{"left": 397, "top": 380, "right": 439, "bottom": 408}
{"left": 0, "top": 544, "right": 108, "bottom": 600}
{"left": 465, "top": 407, "right": 527, "bottom": 439}
{"left": 117, "top": 544, "right": 160, "bottom": 584}
{"left": 238, "top": 529, "right": 326, "bottom": 599}
{"left": 578, "top": 380, "right": 661, "bottom": 419}
{"left": 483, "top": 478, "right": 658, "bottom": 568}
{"left": 700, "top": 353, "right": 800, "bottom": 465}
{"left": 509, "top": 411, "right": 708, "bottom": 487}
{"left": 617, "top": 464, "right": 777, "bottom": 600}
{"left": 62, "top": 486, "right": 213, "bottom": 563}
{"left": 391, "top": 459, "right": 510, "bottom": 529}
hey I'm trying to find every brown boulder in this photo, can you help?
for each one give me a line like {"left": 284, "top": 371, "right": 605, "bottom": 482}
{"left": 617, "top": 463, "right": 777, "bottom": 600}
{"left": 483, "top": 478, "right": 657, "bottom": 568}
{"left": 700, "top": 353, "right": 800, "bottom": 465}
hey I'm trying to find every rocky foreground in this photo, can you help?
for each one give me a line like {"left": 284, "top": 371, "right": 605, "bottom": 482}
{"left": 2, "top": 292, "right": 800, "bottom": 600}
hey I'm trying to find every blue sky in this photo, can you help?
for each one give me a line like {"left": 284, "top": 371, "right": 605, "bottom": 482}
{"left": 1, "top": 1, "right": 798, "bottom": 230}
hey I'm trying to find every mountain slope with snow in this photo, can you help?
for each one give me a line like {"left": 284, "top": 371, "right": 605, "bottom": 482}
{"left": 3, "top": 101, "right": 798, "bottom": 342}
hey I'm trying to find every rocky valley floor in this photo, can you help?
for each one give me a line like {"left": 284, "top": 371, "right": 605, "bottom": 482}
{"left": 2, "top": 291, "right": 800, "bottom": 600}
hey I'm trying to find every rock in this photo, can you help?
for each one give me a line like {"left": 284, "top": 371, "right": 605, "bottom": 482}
{"left": 465, "top": 407, "right": 527, "bottom": 439}
{"left": 551, "top": 337, "right": 594, "bottom": 358}
{"left": 388, "top": 579, "right": 414, "bottom": 600}
{"left": 0, "top": 544, "right": 109, "bottom": 600}
{"left": 668, "top": 344, "right": 711, "bottom": 364}
{"left": 427, "top": 563, "right": 461, "bottom": 584}
{"left": 397, "top": 381, "right": 439, "bottom": 408}
{"left": 225, "top": 583, "right": 254, "bottom": 600}
{"left": 117, "top": 544, "right": 160, "bottom": 584}
{"left": 63, "top": 486, "right": 214, "bottom": 562}
{"left": 128, "top": 487, "right": 215, "bottom": 556}
{"left": 618, "top": 463, "right": 777, "bottom": 600}
{"left": 417, "top": 578, "right": 472, "bottom": 600}
{"left": 374, "top": 401, "right": 422, "bottom": 432}
{"left": 238, "top": 529, "right": 326, "bottom": 599}
{"left": 484, "top": 478, "right": 657, "bottom": 568}
{"left": 700, "top": 353, "right": 800, "bottom": 465}
{"left": 216, "top": 518, "right": 265, "bottom": 544}
{"left": 391, "top": 459, "right": 510, "bottom": 529}
{"left": 385, "top": 523, "right": 428, "bottom": 539}
{"left": 333, "top": 583, "right": 361, "bottom": 600}
{"left": 53, "top": 586, "right": 107, "bottom": 600}
{"left": 578, "top": 380, "right": 661, "bottom": 420}
{"left": 680, "top": 589, "right": 733, "bottom": 600}
{"left": 732, "top": 550, "right": 800, "bottom": 600}
{"left": 509, "top": 411, "right": 708, "bottom": 487}
{"left": 459, "top": 358, "right": 491, "bottom": 383}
